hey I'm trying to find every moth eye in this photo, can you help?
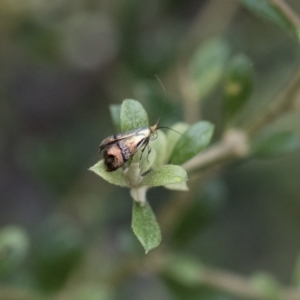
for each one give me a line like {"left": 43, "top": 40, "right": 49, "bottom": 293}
{"left": 150, "top": 132, "right": 158, "bottom": 141}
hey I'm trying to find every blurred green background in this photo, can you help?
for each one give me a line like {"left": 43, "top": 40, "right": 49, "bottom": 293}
{"left": 1, "top": 0, "right": 300, "bottom": 299}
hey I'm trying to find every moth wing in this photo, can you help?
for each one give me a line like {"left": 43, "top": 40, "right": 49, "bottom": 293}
{"left": 120, "top": 134, "right": 150, "bottom": 158}
{"left": 99, "top": 131, "right": 138, "bottom": 152}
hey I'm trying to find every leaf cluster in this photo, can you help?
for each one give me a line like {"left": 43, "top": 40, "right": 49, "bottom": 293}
{"left": 90, "top": 100, "right": 214, "bottom": 252}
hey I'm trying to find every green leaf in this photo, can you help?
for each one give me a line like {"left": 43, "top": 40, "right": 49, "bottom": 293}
{"left": 150, "top": 130, "right": 167, "bottom": 169}
{"left": 109, "top": 104, "right": 121, "bottom": 131}
{"left": 0, "top": 226, "right": 29, "bottom": 275}
{"left": 252, "top": 131, "right": 300, "bottom": 158}
{"left": 223, "top": 54, "right": 254, "bottom": 121}
{"left": 89, "top": 160, "right": 127, "bottom": 187}
{"left": 240, "top": 0, "right": 296, "bottom": 34}
{"left": 165, "top": 122, "right": 190, "bottom": 161}
{"left": 120, "top": 99, "right": 149, "bottom": 132}
{"left": 189, "top": 38, "right": 230, "bottom": 100}
{"left": 132, "top": 201, "right": 161, "bottom": 253}
{"left": 170, "top": 121, "right": 214, "bottom": 165}
{"left": 141, "top": 165, "right": 188, "bottom": 187}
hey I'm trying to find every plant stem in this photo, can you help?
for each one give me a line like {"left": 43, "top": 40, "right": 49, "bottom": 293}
{"left": 200, "top": 266, "right": 300, "bottom": 300}
{"left": 182, "top": 129, "right": 249, "bottom": 174}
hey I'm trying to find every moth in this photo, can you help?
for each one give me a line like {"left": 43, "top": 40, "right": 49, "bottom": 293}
{"left": 99, "top": 122, "right": 159, "bottom": 172}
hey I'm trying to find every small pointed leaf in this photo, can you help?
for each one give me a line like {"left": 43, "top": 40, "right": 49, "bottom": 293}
{"left": 223, "top": 54, "right": 254, "bottom": 121}
{"left": 89, "top": 160, "right": 127, "bottom": 187}
{"left": 171, "top": 121, "right": 214, "bottom": 165}
{"left": 120, "top": 99, "right": 148, "bottom": 132}
{"left": 132, "top": 201, "right": 161, "bottom": 253}
{"left": 165, "top": 122, "right": 189, "bottom": 161}
{"left": 141, "top": 165, "right": 188, "bottom": 187}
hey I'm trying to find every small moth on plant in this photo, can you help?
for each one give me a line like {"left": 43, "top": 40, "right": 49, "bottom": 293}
{"left": 90, "top": 97, "right": 213, "bottom": 252}
{"left": 99, "top": 122, "right": 159, "bottom": 172}
{"left": 99, "top": 77, "right": 182, "bottom": 172}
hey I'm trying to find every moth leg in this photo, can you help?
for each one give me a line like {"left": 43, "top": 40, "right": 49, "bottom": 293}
{"left": 146, "top": 146, "right": 152, "bottom": 163}
{"left": 127, "top": 156, "right": 133, "bottom": 167}
{"left": 140, "top": 142, "right": 149, "bottom": 160}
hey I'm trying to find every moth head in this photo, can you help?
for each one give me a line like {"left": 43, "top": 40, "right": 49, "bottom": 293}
{"left": 149, "top": 122, "right": 158, "bottom": 134}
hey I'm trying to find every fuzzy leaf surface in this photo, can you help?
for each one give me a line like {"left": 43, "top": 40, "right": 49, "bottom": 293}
{"left": 89, "top": 160, "right": 127, "bottom": 187}
{"left": 132, "top": 201, "right": 161, "bottom": 253}
{"left": 120, "top": 99, "right": 148, "bottom": 132}
{"left": 141, "top": 165, "right": 187, "bottom": 187}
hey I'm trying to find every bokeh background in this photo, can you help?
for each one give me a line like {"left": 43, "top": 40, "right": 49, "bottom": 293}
{"left": 1, "top": 0, "right": 300, "bottom": 299}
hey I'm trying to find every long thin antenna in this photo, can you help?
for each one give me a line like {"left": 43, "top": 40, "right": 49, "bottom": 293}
{"left": 154, "top": 74, "right": 167, "bottom": 126}
{"left": 152, "top": 75, "right": 182, "bottom": 136}
{"left": 155, "top": 74, "right": 167, "bottom": 98}
{"left": 157, "top": 126, "right": 183, "bottom": 135}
